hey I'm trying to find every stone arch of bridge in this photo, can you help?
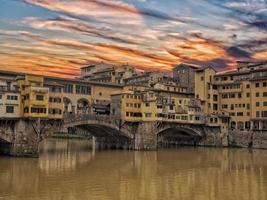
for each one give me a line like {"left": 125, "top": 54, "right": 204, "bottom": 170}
{"left": 156, "top": 126, "right": 203, "bottom": 147}
{"left": 64, "top": 120, "right": 134, "bottom": 141}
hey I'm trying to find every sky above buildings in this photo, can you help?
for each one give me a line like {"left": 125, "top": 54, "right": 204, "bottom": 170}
{"left": 0, "top": 0, "right": 267, "bottom": 77}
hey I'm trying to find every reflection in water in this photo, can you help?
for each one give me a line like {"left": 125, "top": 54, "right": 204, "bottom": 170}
{"left": 0, "top": 139, "right": 267, "bottom": 200}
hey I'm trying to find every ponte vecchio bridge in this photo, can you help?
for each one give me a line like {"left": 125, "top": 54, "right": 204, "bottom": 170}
{"left": 0, "top": 114, "right": 223, "bottom": 157}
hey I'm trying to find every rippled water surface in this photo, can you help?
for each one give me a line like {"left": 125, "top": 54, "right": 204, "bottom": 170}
{"left": 0, "top": 139, "right": 267, "bottom": 200}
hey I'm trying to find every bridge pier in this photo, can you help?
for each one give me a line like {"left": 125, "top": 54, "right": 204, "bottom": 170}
{"left": 0, "top": 120, "right": 39, "bottom": 157}
{"left": 134, "top": 122, "right": 157, "bottom": 150}
{"left": 10, "top": 120, "right": 39, "bottom": 157}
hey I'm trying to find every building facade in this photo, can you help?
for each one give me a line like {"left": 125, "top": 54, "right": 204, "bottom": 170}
{"left": 173, "top": 63, "right": 199, "bottom": 93}
{"left": 195, "top": 62, "right": 267, "bottom": 131}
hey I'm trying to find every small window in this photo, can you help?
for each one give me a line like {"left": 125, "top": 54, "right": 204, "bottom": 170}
{"left": 255, "top": 83, "right": 260, "bottom": 87}
{"left": 256, "top": 102, "right": 260, "bottom": 107}
{"left": 36, "top": 95, "right": 44, "bottom": 101}
{"left": 256, "top": 92, "right": 260, "bottom": 97}
{"left": 6, "top": 106, "right": 14, "bottom": 113}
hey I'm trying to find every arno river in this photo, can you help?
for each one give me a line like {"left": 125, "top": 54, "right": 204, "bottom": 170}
{"left": 0, "top": 139, "right": 267, "bottom": 200}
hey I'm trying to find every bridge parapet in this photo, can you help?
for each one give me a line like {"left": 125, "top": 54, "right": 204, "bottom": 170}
{"left": 64, "top": 114, "right": 114, "bottom": 125}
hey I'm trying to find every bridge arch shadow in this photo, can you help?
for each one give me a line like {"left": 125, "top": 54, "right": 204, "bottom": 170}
{"left": 0, "top": 138, "right": 12, "bottom": 155}
{"left": 157, "top": 126, "right": 203, "bottom": 148}
{"left": 64, "top": 117, "right": 134, "bottom": 150}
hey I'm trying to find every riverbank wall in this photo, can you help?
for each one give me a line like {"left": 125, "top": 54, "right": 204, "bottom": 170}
{"left": 228, "top": 130, "right": 267, "bottom": 149}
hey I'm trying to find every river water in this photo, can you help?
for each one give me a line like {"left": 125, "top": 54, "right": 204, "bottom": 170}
{"left": 0, "top": 139, "right": 267, "bottom": 200}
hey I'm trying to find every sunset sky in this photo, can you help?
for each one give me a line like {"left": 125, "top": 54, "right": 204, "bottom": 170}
{"left": 0, "top": 0, "right": 267, "bottom": 77}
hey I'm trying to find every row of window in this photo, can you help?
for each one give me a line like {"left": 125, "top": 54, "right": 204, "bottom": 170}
{"left": 256, "top": 111, "right": 267, "bottom": 118}
{"left": 0, "top": 95, "right": 19, "bottom": 101}
{"left": 7, "top": 95, "right": 18, "bottom": 101}
{"left": 222, "top": 104, "right": 250, "bottom": 110}
{"left": 256, "top": 102, "right": 267, "bottom": 107}
{"left": 222, "top": 93, "right": 242, "bottom": 99}
{"left": 49, "top": 97, "right": 62, "bottom": 103}
{"left": 49, "top": 109, "right": 62, "bottom": 115}
{"left": 24, "top": 107, "right": 47, "bottom": 114}
{"left": 63, "top": 84, "right": 91, "bottom": 95}
{"left": 49, "top": 86, "right": 62, "bottom": 93}
{"left": 230, "top": 112, "right": 249, "bottom": 117}
{"left": 76, "top": 85, "right": 91, "bottom": 95}
{"left": 122, "top": 94, "right": 141, "bottom": 99}
{"left": 255, "top": 82, "right": 267, "bottom": 88}
{"left": 255, "top": 92, "right": 267, "bottom": 97}
{"left": 221, "top": 84, "right": 240, "bottom": 90}
{"left": 126, "top": 103, "right": 141, "bottom": 108}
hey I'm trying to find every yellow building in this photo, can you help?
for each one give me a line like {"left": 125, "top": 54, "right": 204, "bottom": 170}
{"left": 45, "top": 82, "right": 64, "bottom": 119}
{"left": 18, "top": 75, "right": 49, "bottom": 118}
{"left": 195, "top": 61, "right": 267, "bottom": 131}
{"left": 111, "top": 85, "right": 202, "bottom": 123}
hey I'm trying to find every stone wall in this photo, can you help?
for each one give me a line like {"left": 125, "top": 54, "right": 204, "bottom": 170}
{"left": 229, "top": 130, "right": 267, "bottom": 149}
{"left": 134, "top": 122, "right": 157, "bottom": 150}
{"left": 10, "top": 120, "right": 39, "bottom": 157}
{"left": 0, "top": 119, "right": 39, "bottom": 157}
{"left": 198, "top": 126, "right": 223, "bottom": 147}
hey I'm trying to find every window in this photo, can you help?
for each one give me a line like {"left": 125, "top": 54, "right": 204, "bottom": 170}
{"left": 222, "top": 94, "right": 228, "bottom": 99}
{"left": 264, "top": 102, "right": 267, "bottom": 107}
{"left": 256, "top": 92, "right": 260, "bottom": 97}
{"left": 247, "top": 104, "right": 250, "bottom": 110}
{"left": 237, "top": 112, "right": 243, "bottom": 116}
{"left": 36, "top": 95, "right": 44, "bottom": 101}
{"left": 6, "top": 106, "right": 14, "bottom": 113}
{"left": 263, "top": 82, "right": 267, "bottom": 87}
{"left": 238, "top": 93, "right": 242, "bottom": 98}
{"left": 256, "top": 111, "right": 260, "bottom": 118}
{"left": 213, "top": 95, "right": 218, "bottom": 101}
{"left": 201, "top": 76, "right": 204, "bottom": 81}
{"left": 31, "top": 107, "right": 46, "bottom": 114}
{"left": 222, "top": 104, "right": 228, "bottom": 109}
{"left": 262, "top": 111, "right": 267, "bottom": 117}
{"left": 145, "top": 113, "right": 152, "bottom": 117}
{"left": 213, "top": 104, "right": 218, "bottom": 111}
{"left": 255, "top": 82, "right": 260, "bottom": 87}
{"left": 76, "top": 85, "right": 91, "bottom": 95}
{"left": 145, "top": 103, "right": 150, "bottom": 107}
{"left": 229, "top": 94, "right": 235, "bottom": 98}
{"left": 0, "top": 95, "right": 2, "bottom": 99}
{"left": 263, "top": 92, "right": 267, "bottom": 97}
{"left": 64, "top": 84, "right": 73, "bottom": 93}
{"left": 24, "top": 107, "right": 29, "bottom": 113}
{"left": 99, "top": 92, "right": 102, "bottom": 96}
{"left": 247, "top": 93, "right": 250, "bottom": 97}
{"left": 256, "top": 102, "right": 260, "bottom": 107}
{"left": 7, "top": 95, "right": 18, "bottom": 100}
{"left": 246, "top": 84, "right": 250, "bottom": 88}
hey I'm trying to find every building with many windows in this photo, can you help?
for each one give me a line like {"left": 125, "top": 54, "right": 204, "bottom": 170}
{"left": 0, "top": 76, "right": 20, "bottom": 118}
{"left": 195, "top": 61, "right": 267, "bottom": 131}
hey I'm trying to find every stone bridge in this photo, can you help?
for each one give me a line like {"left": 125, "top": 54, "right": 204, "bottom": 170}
{"left": 0, "top": 114, "right": 223, "bottom": 157}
